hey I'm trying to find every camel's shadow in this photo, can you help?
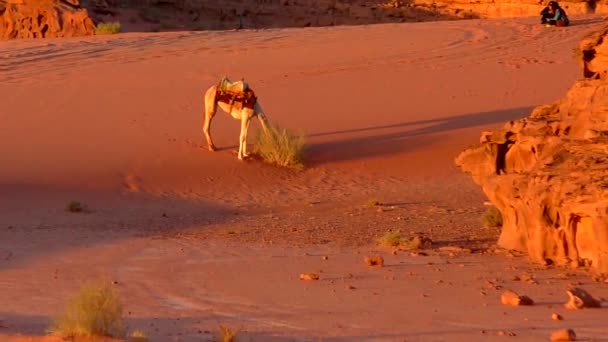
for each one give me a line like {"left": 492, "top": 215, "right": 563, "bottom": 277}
{"left": 303, "top": 106, "right": 533, "bottom": 166}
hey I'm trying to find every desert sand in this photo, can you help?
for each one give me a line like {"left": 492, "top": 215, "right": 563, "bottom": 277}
{"left": 1, "top": 14, "right": 608, "bottom": 341}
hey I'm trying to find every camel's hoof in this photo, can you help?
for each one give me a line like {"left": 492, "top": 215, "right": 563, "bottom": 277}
{"left": 208, "top": 145, "right": 217, "bottom": 152}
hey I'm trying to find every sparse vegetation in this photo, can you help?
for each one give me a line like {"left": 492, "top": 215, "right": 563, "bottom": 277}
{"left": 66, "top": 200, "right": 86, "bottom": 213}
{"left": 48, "top": 278, "right": 126, "bottom": 339}
{"left": 95, "top": 21, "right": 121, "bottom": 35}
{"left": 367, "top": 199, "right": 382, "bottom": 207}
{"left": 481, "top": 207, "right": 503, "bottom": 228}
{"left": 376, "top": 230, "right": 432, "bottom": 250}
{"left": 377, "top": 230, "right": 404, "bottom": 247}
{"left": 218, "top": 325, "right": 237, "bottom": 342}
{"left": 129, "top": 330, "right": 149, "bottom": 342}
{"left": 254, "top": 124, "right": 305, "bottom": 169}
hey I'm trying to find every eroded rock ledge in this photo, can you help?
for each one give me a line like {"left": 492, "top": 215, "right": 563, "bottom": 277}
{"left": 0, "top": 0, "right": 96, "bottom": 39}
{"left": 456, "top": 25, "right": 608, "bottom": 274}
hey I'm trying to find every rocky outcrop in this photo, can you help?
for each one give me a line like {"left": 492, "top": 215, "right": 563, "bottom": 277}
{"left": 0, "top": 0, "right": 96, "bottom": 39}
{"left": 579, "top": 25, "right": 608, "bottom": 79}
{"left": 456, "top": 25, "right": 608, "bottom": 274}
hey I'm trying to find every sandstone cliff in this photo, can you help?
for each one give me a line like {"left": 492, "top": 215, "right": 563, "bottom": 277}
{"left": 0, "top": 0, "right": 96, "bottom": 39}
{"left": 456, "top": 25, "right": 608, "bottom": 274}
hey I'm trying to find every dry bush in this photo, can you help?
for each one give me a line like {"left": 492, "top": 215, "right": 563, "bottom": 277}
{"left": 218, "top": 325, "right": 237, "bottom": 342}
{"left": 66, "top": 200, "right": 87, "bottom": 213}
{"left": 377, "top": 230, "right": 432, "bottom": 249}
{"left": 481, "top": 207, "right": 503, "bottom": 228}
{"left": 377, "top": 230, "right": 404, "bottom": 247}
{"left": 129, "top": 330, "right": 149, "bottom": 342}
{"left": 96, "top": 21, "right": 121, "bottom": 35}
{"left": 254, "top": 124, "right": 305, "bottom": 169}
{"left": 367, "top": 199, "right": 382, "bottom": 207}
{"left": 49, "top": 278, "right": 126, "bottom": 339}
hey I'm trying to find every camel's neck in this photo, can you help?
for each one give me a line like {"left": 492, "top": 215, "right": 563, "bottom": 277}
{"left": 254, "top": 102, "right": 270, "bottom": 132}
{"left": 254, "top": 101, "right": 266, "bottom": 117}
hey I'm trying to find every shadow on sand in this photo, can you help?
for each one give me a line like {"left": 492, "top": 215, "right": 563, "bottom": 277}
{"left": 0, "top": 182, "right": 236, "bottom": 272}
{"left": 304, "top": 106, "right": 533, "bottom": 166}
{"left": 89, "top": 1, "right": 478, "bottom": 34}
{"left": 3, "top": 311, "right": 608, "bottom": 342}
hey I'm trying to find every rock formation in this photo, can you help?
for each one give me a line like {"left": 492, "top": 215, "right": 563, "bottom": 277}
{"left": 456, "top": 25, "right": 608, "bottom": 274}
{"left": 0, "top": 0, "right": 96, "bottom": 39}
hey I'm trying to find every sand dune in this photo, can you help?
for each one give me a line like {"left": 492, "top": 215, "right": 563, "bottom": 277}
{"left": 1, "top": 14, "right": 608, "bottom": 341}
{"left": 2, "top": 17, "right": 602, "bottom": 198}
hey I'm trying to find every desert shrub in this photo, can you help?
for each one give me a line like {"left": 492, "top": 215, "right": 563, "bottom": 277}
{"left": 377, "top": 230, "right": 403, "bottom": 247}
{"left": 377, "top": 230, "right": 432, "bottom": 250}
{"left": 367, "top": 199, "right": 382, "bottom": 207}
{"left": 66, "top": 200, "right": 86, "bottom": 213}
{"left": 254, "top": 124, "right": 305, "bottom": 169}
{"left": 218, "top": 325, "right": 237, "bottom": 342}
{"left": 130, "top": 330, "right": 149, "bottom": 342}
{"left": 49, "top": 278, "right": 126, "bottom": 339}
{"left": 481, "top": 207, "right": 503, "bottom": 228}
{"left": 96, "top": 22, "right": 121, "bottom": 35}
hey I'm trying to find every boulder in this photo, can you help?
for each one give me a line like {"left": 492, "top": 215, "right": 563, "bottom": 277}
{"left": 0, "top": 0, "right": 96, "bottom": 39}
{"left": 579, "top": 25, "right": 608, "bottom": 79}
{"left": 456, "top": 25, "right": 608, "bottom": 274}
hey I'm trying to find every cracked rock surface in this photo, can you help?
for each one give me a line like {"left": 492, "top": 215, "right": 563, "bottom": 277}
{"left": 0, "top": 0, "right": 95, "bottom": 39}
{"left": 456, "top": 25, "right": 608, "bottom": 274}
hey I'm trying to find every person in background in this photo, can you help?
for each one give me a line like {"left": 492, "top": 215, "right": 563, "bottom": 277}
{"left": 540, "top": 1, "right": 570, "bottom": 27}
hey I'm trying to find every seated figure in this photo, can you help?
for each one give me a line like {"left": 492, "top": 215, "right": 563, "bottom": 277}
{"left": 541, "top": 1, "right": 570, "bottom": 27}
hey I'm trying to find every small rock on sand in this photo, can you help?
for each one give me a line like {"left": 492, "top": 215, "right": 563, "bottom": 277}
{"left": 550, "top": 329, "right": 576, "bottom": 341}
{"left": 364, "top": 255, "right": 384, "bottom": 266}
{"left": 564, "top": 287, "right": 601, "bottom": 309}
{"left": 501, "top": 289, "right": 534, "bottom": 306}
{"left": 551, "top": 313, "right": 563, "bottom": 321}
{"left": 299, "top": 273, "right": 319, "bottom": 281}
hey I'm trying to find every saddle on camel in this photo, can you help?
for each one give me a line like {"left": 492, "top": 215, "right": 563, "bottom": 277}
{"left": 216, "top": 77, "right": 258, "bottom": 111}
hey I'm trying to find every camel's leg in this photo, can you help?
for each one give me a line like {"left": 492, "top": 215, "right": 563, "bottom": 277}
{"left": 203, "top": 89, "right": 218, "bottom": 152}
{"left": 243, "top": 116, "right": 252, "bottom": 157}
{"left": 238, "top": 115, "right": 251, "bottom": 160}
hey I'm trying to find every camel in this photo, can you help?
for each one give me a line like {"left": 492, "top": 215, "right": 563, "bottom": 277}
{"left": 202, "top": 77, "right": 270, "bottom": 160}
